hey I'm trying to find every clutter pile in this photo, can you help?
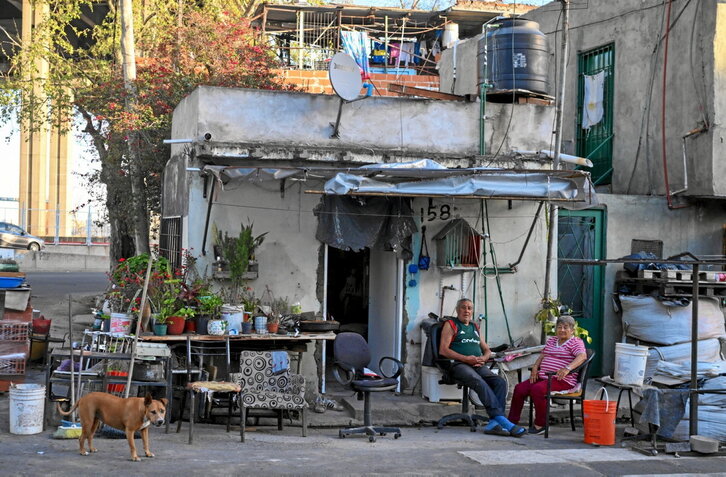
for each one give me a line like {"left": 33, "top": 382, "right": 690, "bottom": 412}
{"left": 614, "top": 255, "right": 726, "bottom": 442}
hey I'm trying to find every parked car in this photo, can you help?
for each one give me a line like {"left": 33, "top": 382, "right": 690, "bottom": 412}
{"left": 0, "top": 222, "right": 45, "bottom": 250}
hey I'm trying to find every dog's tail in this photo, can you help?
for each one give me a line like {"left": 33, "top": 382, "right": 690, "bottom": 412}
{"left": 56, "top": 400, "right": 80, "bottom": 417}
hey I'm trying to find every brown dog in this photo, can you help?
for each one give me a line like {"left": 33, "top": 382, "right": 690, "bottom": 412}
{"left": 57, "top": 392, "right": 167, "bottom": 461}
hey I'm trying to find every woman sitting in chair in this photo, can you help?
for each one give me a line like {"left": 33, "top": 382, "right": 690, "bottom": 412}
{"left": 440, "top": 298, "right": 526, "bottom": 437}
{"left": 508, "top": 315, "right": 587, "bottom": 435}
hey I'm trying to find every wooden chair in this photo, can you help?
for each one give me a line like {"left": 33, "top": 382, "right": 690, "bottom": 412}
{"left": 176, "top": 336, "right": 241, "bottom": 444}
{"left": 529, "top": 348, "right": 596, "bottom": 438}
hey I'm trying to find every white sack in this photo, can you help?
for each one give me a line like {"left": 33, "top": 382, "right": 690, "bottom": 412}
{"left": 700, "top": 376, "right": 726, "bottom": 407}
{"left": 644, "top": 338, "right": 723, "bottom": 379}
{"left": 620, "top": 295, "right": 725, "bottom": 345}
{"left": 671, "top": 405, "right": 726, "bottom": 441}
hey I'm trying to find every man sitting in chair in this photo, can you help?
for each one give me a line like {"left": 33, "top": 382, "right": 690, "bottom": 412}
{"left": 439, "top": 298, "right": 526, "bottom": 437}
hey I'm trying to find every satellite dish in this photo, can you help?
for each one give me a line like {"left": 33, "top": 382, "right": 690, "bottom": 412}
{"left": 329, "top": 52, "right": 363, "bottom": 102}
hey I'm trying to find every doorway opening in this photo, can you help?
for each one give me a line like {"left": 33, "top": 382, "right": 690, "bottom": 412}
{"left": 326, "top": 247, "right": 370, "bottom": 340}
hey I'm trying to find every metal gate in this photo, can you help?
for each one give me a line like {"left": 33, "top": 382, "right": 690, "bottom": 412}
{"left": 557, "top": 209, "right": 606, "bottom": 375}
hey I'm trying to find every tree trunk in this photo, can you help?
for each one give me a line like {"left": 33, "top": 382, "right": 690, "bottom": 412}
{"left": 120, "top": 0, "right": 150, "bottom": 255}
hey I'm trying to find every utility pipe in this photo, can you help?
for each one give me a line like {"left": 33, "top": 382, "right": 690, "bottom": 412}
{"left": 660, "top": 0, "right": 688, "bottom": 210}
{"left": 514, "top": 149, "right": 593, "bottom": 168}
{"left": 543, "top": 0, "right": 570, "bottom": 305}
{"left": 478, "top": 18, "right": 502, "bottom": 155}
{"left": 673, "top": 125, "right": 707, "bottom": 196}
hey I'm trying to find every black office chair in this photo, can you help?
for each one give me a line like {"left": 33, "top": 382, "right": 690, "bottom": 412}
{"left": 430, "top": 322, "right": 488, "bottom": 431}
{"left": 333, "top": 332, "right": 403, "bottom": 442}
{"left": 528, "top": 348, "right": 596, "bottom": 438}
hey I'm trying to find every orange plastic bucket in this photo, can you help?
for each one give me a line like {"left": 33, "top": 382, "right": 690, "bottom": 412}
{"left": 583, "top": 388, "right": 617, "bottom": 445}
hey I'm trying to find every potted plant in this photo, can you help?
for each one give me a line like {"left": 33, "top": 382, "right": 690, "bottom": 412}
{"left": 535, "top": 297, "right": 592, "bottom": 344}
{"left": 198, "top": 294, "right": 223, "bottom": 335}
{"left": 267, "top": 296, "right": 288, "bottom": 334}
{"left": 266, "top": 314, "right": 280, "bottom": 334}
{"left": 152, "top": 314, "right": 168, "bottom": 336}
{"left": 177, "top": 306, "right": 197, "bottom": 333}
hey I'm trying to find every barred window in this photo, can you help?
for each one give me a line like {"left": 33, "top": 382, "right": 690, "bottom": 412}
{"left": 159, "top": 216, "right": 182, "bottom": 271}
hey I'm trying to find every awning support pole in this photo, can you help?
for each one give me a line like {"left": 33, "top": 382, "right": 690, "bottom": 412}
{"left": 200, "top": 176, "right": 216, "bottom": 257}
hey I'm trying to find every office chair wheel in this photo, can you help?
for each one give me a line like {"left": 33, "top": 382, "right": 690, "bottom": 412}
{"left": 394, "top": 433, "right": 401, "bottom": 439}
{"left": 380, "top": 432, "right": 386, "bottom": 436}
{"left": 650, "top": 449, "right": 658, "bottom": 456}
{"left": 369, "top": 436, "right": 376, "bottom": 443}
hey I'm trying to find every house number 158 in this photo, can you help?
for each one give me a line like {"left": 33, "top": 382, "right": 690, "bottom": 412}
{"left": 420, "top": 201, "right": 451, "bottom": 222}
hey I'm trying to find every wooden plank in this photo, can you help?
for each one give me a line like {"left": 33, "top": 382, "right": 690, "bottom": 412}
{"left": 0, "top": 272, "right": 25, "bottom": 278}
{"left": 638, "top": 269, "right": 661, "bottom": 279}
{"left": 388, "top": 83, "right": 467, "bottom": 101}
{"left": 664, "top": 269, "right": 691, "bottom": 281}
{"left": 698, "top": 270, "right": 726, "bottom": 282}
{"left": 517, "top": 96, "right": 554, "bottom": 106}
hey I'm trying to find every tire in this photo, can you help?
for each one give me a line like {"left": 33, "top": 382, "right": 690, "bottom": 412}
{"left": 28, "top": 242, "right": 40, "bottom": 251}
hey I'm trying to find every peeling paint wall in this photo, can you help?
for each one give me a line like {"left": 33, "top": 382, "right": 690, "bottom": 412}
{"left": 527, "top": 0, "right": 724, "bottom": 197}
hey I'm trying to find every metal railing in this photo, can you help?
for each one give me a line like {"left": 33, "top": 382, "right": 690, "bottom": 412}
{"left": 0, "top": 203, "right": 110, "bottom": 245}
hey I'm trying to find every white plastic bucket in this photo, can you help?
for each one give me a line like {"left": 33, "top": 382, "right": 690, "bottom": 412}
{"left": 9, "top": 383, "right": 46, "bottom": 435}
{"left": 614, "top": 343, "right": 649, "bottom": 386}
{"left": 221, "top": 306, "right": 244, "bottom": 334}
{"left": 110, "top": 313, "right": 132, "bottom": 334}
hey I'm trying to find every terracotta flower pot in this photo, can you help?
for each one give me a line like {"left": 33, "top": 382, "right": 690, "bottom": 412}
{"left": 267, "top": 323, "right": 279, "bottom": 334}
{"left": 166, "top": 316, "right": 186, "bottom": 335}
{"left": 184, "top": 319, "right": 197, "bottom": 333}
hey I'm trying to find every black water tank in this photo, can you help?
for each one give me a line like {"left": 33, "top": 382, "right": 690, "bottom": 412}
{"left": 478, "top": 18, "right": 549, "bottom": 94}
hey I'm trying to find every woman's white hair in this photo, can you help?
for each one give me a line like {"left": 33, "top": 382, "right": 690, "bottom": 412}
{"left": 556, "top": 315, "right": 577, "bottom": 329}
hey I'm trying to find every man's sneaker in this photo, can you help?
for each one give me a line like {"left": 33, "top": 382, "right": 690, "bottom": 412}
{"left": 468, "top": 389, "right": 484, "bottom": 408}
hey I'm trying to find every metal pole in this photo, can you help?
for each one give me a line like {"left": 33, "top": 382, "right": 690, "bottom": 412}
{"left": 54, "top": 205, "right": 60, "bottom": 245}
{"left": 689, "top": 263, "right": 700, "bottom": 436}
{"left": 384, "top": 16, "right": 389, "bottom": 74}
{"left": 297, "top": 11, "right": 304, "bottom": 70}
{"left": 86, "top": 204, "right": 92, "bottom": 246}
{"left": 395, "top": 258, "right": 404, "bottom": 392}
{"left": 543, "top": 0, "right": 570, "bottom": 304}
{"left": 321, "top": 243, "right": 328, "bottom": 394}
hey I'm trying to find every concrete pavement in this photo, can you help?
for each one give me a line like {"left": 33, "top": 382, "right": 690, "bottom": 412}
{"left": 1, "top": 365, "right": 725, "bottom": 476}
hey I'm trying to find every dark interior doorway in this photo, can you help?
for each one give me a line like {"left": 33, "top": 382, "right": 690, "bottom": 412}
{"left": 327, "top": 247, "right": 370, "bottom": 339}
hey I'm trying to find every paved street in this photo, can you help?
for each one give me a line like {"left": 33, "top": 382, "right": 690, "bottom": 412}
{"left": 0, "top": 418, "right": 725, "bottom": 476}
{"left": 2, "top": 271, "right": 724, "bottom": 475}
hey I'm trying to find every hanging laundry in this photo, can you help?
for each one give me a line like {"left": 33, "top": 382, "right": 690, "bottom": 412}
{"left": 341, "top": 31, "right": 372, "bottom": 79}
{"left": 399, "top": 42, "right": 415, "bottom": 68}
{"left": 389, "top": 41, "right": 401, "bottom": 64}
{"left": 582, "top": 71, "right": 605, "bottom": 129}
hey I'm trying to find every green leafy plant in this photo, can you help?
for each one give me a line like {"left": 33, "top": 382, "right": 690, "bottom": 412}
{"left": 175, "top": 306, "right": 196, "bottom": 320}
{"left": 199, "top": 294, "right": 224, "bottom": 318}
{"left": 535, "top": 298, "right": 592, "bottom": 344}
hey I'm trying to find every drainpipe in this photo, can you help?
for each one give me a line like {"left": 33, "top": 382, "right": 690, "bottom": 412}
{"left": 478, "top": 18, "right": 502, "bottom": 155}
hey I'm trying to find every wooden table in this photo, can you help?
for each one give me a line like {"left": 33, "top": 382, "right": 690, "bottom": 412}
{"left": 140, "top": 332, "right": 336, "bottom": 387}
{"left": 139, "top": 332, "right": 336, "bottom": 343}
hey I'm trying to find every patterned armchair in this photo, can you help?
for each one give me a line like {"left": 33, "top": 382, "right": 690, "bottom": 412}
{"left": 233, "top": 350, "right": 307, "bottom": 441}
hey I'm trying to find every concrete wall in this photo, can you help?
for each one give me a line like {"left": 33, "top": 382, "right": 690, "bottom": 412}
{"left": 11, "top": 249, "right": 110, "bottom": 272}
{"left": 597, "top": 193, "right": 726, "bottom": 375}
{"left": 526, "top": 0, "right": 725, "bottom": 197}
{"left": 402, "top": 198, "right": 547, "bottom": 388}
{"left": 170, "top": 86, "right": 556, "bottom": 162}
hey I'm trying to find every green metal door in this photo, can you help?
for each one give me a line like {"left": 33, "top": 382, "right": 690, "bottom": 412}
{"left": 576, "top": 43, "right": 614, "bottom": 185}
{"left": 558, "top": 209, "right": 606, "bottom": 375}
